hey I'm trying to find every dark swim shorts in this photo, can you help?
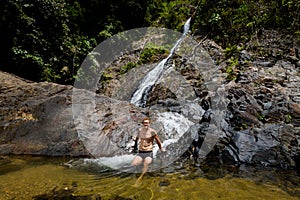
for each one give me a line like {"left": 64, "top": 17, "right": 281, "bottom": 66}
{"left": 137, "top": 151, "right": 153, "bottom": 159}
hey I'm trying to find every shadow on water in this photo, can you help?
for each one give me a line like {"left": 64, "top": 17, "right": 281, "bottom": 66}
{"left": 0, "top": 155, "right": 299, "bottom": 199}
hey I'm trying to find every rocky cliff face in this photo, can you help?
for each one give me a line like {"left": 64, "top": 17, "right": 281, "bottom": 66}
{"left": 0, "top": 29, "right": 299, "bottom": 170}
{"left": 214, "top": 30, "right": 300, "bottom": 169}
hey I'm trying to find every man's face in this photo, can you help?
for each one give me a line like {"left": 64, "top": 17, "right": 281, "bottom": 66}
{"left": 142, "top": 120, "right": 150, "bottom": 128}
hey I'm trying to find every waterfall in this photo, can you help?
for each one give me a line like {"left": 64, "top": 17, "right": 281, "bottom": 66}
{"left": 130, "top": 18, "right": 191, "bottom": 107}
{"left": 73, "top": 15, "right": 227, "bottom": 173}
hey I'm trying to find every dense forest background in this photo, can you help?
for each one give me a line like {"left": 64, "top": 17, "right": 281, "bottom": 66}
{"left": 0, "top": 0, "right": 299, "bottom": 85}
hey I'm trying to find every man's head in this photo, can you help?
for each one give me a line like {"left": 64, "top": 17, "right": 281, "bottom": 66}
{"left": 142, "top": 117, "right": 151, "bottom": 128}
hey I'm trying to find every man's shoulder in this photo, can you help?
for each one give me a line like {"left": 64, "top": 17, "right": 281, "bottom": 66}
{"left": 149, "top": 128, "right": 157, "bottom": 135}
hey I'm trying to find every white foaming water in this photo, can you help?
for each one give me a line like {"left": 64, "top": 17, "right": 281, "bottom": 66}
{"left": 83, "top": 112, "right": 193, "bottom": 171}
{"left": 130, "top": 18, "right": 191, "bottom": 107}
{"left": 152, "top": 112, "right": 194, "bottom": 156}
{"left": 130, "top": 58, "right": 168, "bottom": 106}
{"left": 84, "top": 154, "right": 136, "bottom": 170}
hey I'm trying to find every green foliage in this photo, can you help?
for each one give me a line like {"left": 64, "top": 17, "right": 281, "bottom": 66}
{"left": 0, "top": 0, "right": 298, "bottom": 85}
{"left": 139, "top": 47, "right": 168, "bottom": 64}
{"left": 0, "top": 0, "right": 84, "bottom": 83}
{"left": 118, "top": 46, "right": 168, "bottom": 77}
{"left": 193, "top": 0, "right": 300, "bottom": 48}
{"left": 258, "top": 113, "right": 266, "bottom": 122}
{"left": 101, "top": 71, "right": 113, "bottom": 82}
{"left": 145, "top": 0, "right": 198, "bottom": 31}
{"left": 225, "top": 57, "right": 239, "bottom": 81}
{"left": 225, "top": 44, "right": 243, "bottom": 58}
{"left": 240, "top": 123, "right": 248, "bottom": 130}
{"left": 120, "top": 62, "right": 137, "bottom": 75}
{"left": 295, "top": 31, "right": 300, "bottom": 41}
{"left": 0, "top": 0, "right": 149, "bottom": 84}
{"left": 285, "top": 114, "right": 292, "bottom": 123}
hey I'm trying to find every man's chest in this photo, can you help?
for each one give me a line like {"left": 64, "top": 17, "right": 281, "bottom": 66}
{"left": 139, "top": 129, "right": 153, "bottom": 138}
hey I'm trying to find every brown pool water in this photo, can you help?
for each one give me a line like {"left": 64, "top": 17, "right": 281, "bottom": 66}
{"left": 0, "top": 156, "right": 299, "bottom": 199}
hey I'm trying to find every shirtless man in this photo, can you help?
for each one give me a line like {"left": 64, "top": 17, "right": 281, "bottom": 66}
{"left": 131, "top": 117, "right": 164, "bottom": 181}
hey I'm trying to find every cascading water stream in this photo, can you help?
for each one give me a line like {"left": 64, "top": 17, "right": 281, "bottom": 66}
{"left": 130, "top": 18, "right": 191, "bottom": 107}
{"left": 83, "top": 18, "right": 195, "bottom": 171}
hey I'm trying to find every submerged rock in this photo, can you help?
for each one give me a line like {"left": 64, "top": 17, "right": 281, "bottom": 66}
{"left": 33, "top": 188, "right": 101, "bottom": 200}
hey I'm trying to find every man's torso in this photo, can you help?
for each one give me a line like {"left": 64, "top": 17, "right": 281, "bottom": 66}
{"left": 138, "top": 128, "right": 156, "bottom": 151}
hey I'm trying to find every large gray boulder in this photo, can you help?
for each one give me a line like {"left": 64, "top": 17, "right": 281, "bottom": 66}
{"left": 0, "top": 71, "right": 87, "bottom": 156}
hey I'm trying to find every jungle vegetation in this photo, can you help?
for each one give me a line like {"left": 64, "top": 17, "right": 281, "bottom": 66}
{"left": 0, "top": 0, "right": 299, "bottom": 84}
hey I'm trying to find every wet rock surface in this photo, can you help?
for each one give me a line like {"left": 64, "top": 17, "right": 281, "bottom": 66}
{"left": 0, "top": 72, "right": 87, "bottom": 156}
{"left": 201, "top": 30, "right": 300, "bottom": 169}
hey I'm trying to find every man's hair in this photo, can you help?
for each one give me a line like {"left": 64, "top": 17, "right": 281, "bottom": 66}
{"left": 142, "top": 117, "right": 151, "bottom": 123}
